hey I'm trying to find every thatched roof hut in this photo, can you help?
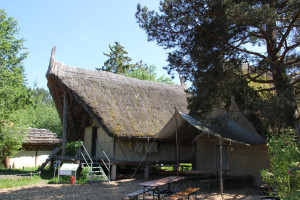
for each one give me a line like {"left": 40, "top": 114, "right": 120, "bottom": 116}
{"left": 23, "top": 128, "right": 61, "bottom": 150}
{"left": 46, "top": 48, "right": 189, "bottom": 142}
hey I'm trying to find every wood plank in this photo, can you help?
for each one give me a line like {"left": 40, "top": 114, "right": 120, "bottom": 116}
{"left": 164, "top": 187, "right": 200, "bottom": 200}
{"left": 62, "top": 91, "right": 67, "bottom": 158}
{"left": 126, "top": 187, "right": 151, "bottom": 197}
{"left": 37, "top": 147, "right": 60, "bottom": 172}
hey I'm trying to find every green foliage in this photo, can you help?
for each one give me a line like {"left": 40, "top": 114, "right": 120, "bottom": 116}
{"left": 97, "top": 41, "right": 132, "bottom": 73}
{"left": 136, "top": 0, "right": 299, "bottom": 132}
{"left": 0, "top": 9, "right": 30, "bottom": 119}
{"left": 65, "top": 141, "right": 80, "bottom": 156}
{"left": 77, "top": 167, "right": 90, "bottom": 184}
{"left": 261, "top": 130, "right": 300, "bottom": 199}
{"left": 124, "top": 61, "right": 156, "bottom": 81}
{"left": 0, "top": 9, "right": 34, "bottom": 165}
{"left": 32, "top": 87, "right": 55, "bottom": 106}
{"left": 7, "top": 87, "right": 62, "bottom": 137}
{"left": 97, "top": 42, "right": 173, "bottom": 84}
{"left": 8, "top": 105, "right": 62, "bottom": 137}
{"left": 0, "top": 123, "right": 26, "bottom": 164}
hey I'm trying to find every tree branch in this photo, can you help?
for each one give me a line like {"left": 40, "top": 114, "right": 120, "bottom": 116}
{"left": 277, "top": 10, "right": 300, "bottom": 52}
{"left": 255, "top": 87, "right": 276, "bottom": 92}
{"left": 197, "top": 26, "right": 267, "bottom": 59}
{"left": 292, "top": 78, "right": 300, "bottom": 86}
{"left": 280, "top": 42, "right": 300, "bottom": 62}
{"left": 286, "top": 57, "right": 300, "bottom": 66}
{"left": 245, "top": 69, "right": 271, "bottom": 83}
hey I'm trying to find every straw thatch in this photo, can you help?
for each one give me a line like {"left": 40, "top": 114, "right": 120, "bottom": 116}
{"left": 24, "top": 128, "right": 62, "bottom": 145}
{"left": 46, "top": 49, "right": 189, "bottom": 141}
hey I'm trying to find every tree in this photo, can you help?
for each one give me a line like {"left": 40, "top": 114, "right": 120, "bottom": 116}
{"left": 0, "top": 122, "right": 26, "bottom": 165}
{"left": 97, "top": 42, "right": 173, "bottom": 84}
{"left": 261, "top": 129, "right": 300, "bottom": 199}
{"left": 136, "top": 0, "right": 300, "bottom": 132}
{"left": 0, "top": 9, "right": 30, "bottom": 164}
{"left": 8, "top": 87, "right": 63, "bottom": 137}
{"left": 96, "top": 41, "right": 132, "bottom": 73}
{"left": 0, "top": 9, "right": 30, "bottom": 119}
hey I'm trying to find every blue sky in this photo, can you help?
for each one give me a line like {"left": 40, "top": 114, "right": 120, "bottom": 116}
{"left": 2, "top": 0, "right": 179, "bottom": 89}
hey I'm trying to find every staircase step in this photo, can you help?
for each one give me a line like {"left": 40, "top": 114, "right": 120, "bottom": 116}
{"left": 89, "top": 175, "right": 107, "bottom": 177}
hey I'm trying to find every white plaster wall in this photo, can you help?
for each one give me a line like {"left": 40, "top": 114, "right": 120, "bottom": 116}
{"left": 9, "top": 150, "right": 52, "bottom": 169}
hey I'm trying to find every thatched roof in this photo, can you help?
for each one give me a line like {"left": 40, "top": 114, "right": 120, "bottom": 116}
{"left": 24, "top": 128, "right": 61, "bottom": 145}
{"left": 46, "top": 48, "right": 189, "bottom": 141}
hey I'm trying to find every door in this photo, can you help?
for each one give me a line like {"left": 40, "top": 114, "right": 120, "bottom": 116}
{"left": 216, "top": 145, "right": 228, "bottom": 174}
{"left": 91, "top": 127, "right": 97, "bottom": 157}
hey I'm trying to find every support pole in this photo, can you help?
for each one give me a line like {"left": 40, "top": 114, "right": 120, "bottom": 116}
{"left": 219, "top": 136, "right": 223, "bottom": 199}
{"left": 144, "top": 152, "right": 149, "bottom": 179}
{"left": 144, "top": 164, "right": 149, "bottom": 179}
{"left": 111, "top": 164, "right": 117, "bottom": 181}
{"left": 35, "top": 151, "right": 38, "bottom": 167}
{"left": 175, "top": 108, "right": 179, "bottom": 177}
{"left": 62, "top": 91, "right": 68, "bottom": 158}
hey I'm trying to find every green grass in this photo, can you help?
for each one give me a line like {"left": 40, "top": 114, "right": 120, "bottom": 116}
{"left": 0, "top": 166, "right": 90, "bottom": 188}
{"left": 0, "top": 166, "right": 53, "bottom": 189}
{"left": 0, "top": 175, "right": 46, "bottom": 189}
{"left": 154, "top": 163, "right": 193, "bottom": 171}
{"left": 0, "top": 166, "right": 40, "bottom": 175}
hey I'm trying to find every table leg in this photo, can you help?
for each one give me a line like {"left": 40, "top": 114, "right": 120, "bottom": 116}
{"left": 158, "top": 187, "right": 160, "bottom": 200}
{"left": 143, "top": 186, "right": 145, "bottom": 200}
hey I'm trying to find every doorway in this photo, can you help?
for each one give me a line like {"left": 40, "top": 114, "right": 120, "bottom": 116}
{"left": 91, "top": 127, "right": 97, "bottom": 157}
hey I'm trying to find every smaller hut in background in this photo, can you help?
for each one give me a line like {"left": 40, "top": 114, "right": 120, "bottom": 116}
{"left": 7, "top": 128, "right": 61, "bottom": 169}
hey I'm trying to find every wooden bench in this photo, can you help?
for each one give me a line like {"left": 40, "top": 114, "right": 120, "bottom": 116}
{"left": 164, "top": 187, "right": 200, "bottom": 200}
{"left": 125, "top": 187, "right": 154, "bottom": 200}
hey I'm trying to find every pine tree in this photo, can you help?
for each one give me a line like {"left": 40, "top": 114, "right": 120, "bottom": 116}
{"left": 136, "top": 0, "right": 300, "bottom": 132}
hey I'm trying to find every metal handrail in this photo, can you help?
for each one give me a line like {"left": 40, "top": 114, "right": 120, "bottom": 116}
{"left": 79, "top": 141, "right": 93, "bottom": 179}
{"left": 95, "top": 139, "right": 111, "bottom": 182}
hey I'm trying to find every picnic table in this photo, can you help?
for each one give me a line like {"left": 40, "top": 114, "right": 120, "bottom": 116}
{"left": 183, "top": 169, "right": 230, "bottom": 189}
{"left": 139, "top": 176, "right": 185, "bottom": 200}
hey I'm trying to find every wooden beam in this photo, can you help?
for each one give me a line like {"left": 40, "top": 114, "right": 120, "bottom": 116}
{"left": 219, "top": 137, "right": 224, "bottom": 199}
{"left": 62, "top": 91, "right": 68, "bottom": 158}
{"left": 175, "top": 108, "right": 179, "bottom": 177}
{"left": 66, "top": 96, "right": 79, "bottom": 139}
{"left": 35, "top": 151, "right": 38, "bottom": 167}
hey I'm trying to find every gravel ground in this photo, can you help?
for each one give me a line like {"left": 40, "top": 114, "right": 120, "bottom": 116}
{"left": 0, "top": 177, "right": 264, "bottom": 200}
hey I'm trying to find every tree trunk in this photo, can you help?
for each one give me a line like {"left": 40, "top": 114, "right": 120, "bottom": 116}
{"left": 266, "top": 12, "right": 298, "bottom": 129}
{"left": 272, "top": 62, "right": 297, "bottom": 127}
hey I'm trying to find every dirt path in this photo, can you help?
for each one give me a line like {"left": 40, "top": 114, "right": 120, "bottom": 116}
{"left": 0, "top": 178, "right": 264, "bottom": 200}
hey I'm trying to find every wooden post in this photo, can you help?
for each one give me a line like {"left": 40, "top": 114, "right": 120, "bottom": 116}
{"left": 62, "top": 91, "right": 68, "bottom": 158}
{"left": 144, "top": 164, "right": 149, "bottom": 179}
{"left": 111, "top": 164, "right": 117, "bottom": 181}
{"left": 219, "top": 136, "right": 223, "bottom": 199}
{"left": 175, "top": 108, "right": 179, "bottom": 177}
{"left": 144, "top": 152, "right": 149, "bottom": 179}
{"left": 35, "top": 151, "right": 38, "bottom": 167}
